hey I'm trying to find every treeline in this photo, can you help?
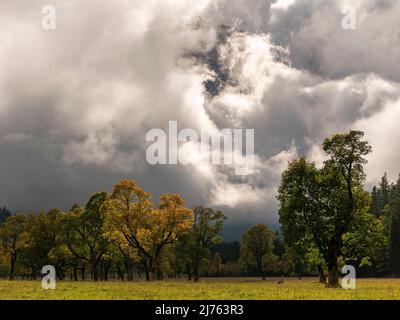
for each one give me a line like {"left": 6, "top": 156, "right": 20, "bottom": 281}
{"left": 370, "top": 173, "right": 400, "bottom": 276}
{"left": 0, "top": 180, "right": 286, "bottom": 282}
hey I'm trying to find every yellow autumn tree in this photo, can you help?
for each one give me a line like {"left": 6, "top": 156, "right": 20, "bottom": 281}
{"left": 0, "top": 214, "right": 29, "bottom": 280}
{"left": 102, "top": 179, "right": 193, "bottom": 281}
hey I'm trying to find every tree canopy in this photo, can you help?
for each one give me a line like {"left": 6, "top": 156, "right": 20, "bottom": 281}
{"left": 278, "top": 131, "right": 384, "bottom": 287}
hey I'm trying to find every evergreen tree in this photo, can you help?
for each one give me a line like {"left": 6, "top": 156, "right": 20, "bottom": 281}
{"left": 385, "top": 175, "right": 400, "bottom": 276}
{"left": 371, "top": 186, "right": 380, "bottom": 217}
{"left": 378, "top": 173, "right": 390, "bottom": 213}
{"left": 0, "top": 207, "right": 12, "bottom": 224}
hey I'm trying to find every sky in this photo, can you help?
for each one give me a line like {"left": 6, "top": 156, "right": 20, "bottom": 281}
{"left": 1, "top": 0, "right": 400, "bottom": 240}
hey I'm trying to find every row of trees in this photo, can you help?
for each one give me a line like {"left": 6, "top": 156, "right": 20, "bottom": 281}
{"left": 0, "top": 180, "right": 229, "bottom": 282}
{"left": 0, "top": 186, "right": 284, "bottom": 282}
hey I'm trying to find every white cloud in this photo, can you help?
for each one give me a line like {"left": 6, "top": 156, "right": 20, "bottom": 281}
{"left": 271, "top": 0, "right": 297, "bottom": 11}
{"left": 355, "top": 98, "right": 400, "bottom": 185}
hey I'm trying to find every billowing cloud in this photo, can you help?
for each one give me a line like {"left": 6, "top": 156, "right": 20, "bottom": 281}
{"left": 269, "top": 0, "right": 400, "bottom": 81}
{"left": 0, "top": 0, "right": 399, "bottom": 239}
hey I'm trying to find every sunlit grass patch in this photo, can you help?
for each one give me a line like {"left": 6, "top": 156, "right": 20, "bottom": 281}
{"left": 1, "top": 277, "right": 400, "bottom": 300}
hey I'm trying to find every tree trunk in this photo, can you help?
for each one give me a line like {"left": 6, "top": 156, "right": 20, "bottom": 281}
{"left": 186, "top": 265, "right": 192, "bottom": 281}
{"left": 127, "top": 268, "right": 133, "bottom": 281}
{"left": 317, "top": 264, "right": 326, "bottom": 284}
{"left": 326, "top": 237, "right": 342, "bottom": 288}
{"left": 124, "top": 258, "right": 134, "bottom": 281}
{"left": 99, "top": 261, "right": 104, "bottom": 281}
{"left": 327, "top": 261, "right": 340, "bottom": 288}
{"left": 142, "top": 257, "right": 153, "bottom": 281}
{"left": 9, "top": 253, "right": 17, "bottom": 281}
{"left": 104, "top": 261, "right": 110, "bottom": 281}
{"left": 145, "top": 269, "right": 150, "bottom": 281}
{"left": 116, "top": 264, "right": 124, "bottom": 280}
{"left": 193, "top": 251, "right": 200, "bottom": 282}
{"left": 149, "top": 256, "right": 160, "bottom": 281}
{"left": 144, "top": 264, "right": 150, "bottom": 281}
{"left": 157, "top": 266, "right": 163, "bottom": 280}
{"left": 258, "top": 261, "right": 265, "bottom": 280}
{"left": 73, "top": 266, "right": 78, "bottom": 281}
{"left": 92, "top": 260, "right": 99, "bottom": 281}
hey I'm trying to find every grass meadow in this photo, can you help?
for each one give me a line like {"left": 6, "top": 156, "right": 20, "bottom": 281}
{"left": 1, "top": 277, "right": 400, "bottom": 300}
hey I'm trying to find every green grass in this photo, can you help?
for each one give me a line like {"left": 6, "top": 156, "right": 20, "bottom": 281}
{"left": 1, "top": 277, "right": 400, "bottom": 300}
